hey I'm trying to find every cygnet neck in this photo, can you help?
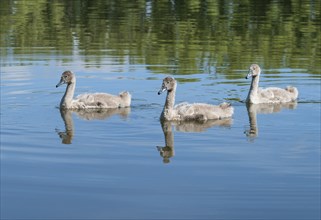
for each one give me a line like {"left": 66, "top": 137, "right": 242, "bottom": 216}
{"left": 164, "top": 85, "right": 176, "bottom": 111}
{"left": 247, "top": 75, "right": 260, "bottom": 102}
{"left": 61, "top": 81, "right": 76, "bottom": 108}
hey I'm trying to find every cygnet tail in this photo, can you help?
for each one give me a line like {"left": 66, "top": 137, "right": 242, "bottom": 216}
{"left": 219, "top": 102, "right": 234, "bottom": 118}
{"left": 285, "top": 86, "right": 299, "bottom": 100}
{"left": 119, "top": 91, "right": 132, "bottom": 107}
{"left": 219, "top": 102, "right": 232, "bottom": 109}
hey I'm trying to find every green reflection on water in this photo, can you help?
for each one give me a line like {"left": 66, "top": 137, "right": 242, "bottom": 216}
{"left": 1, "top": 0, "right": 320, "bottom": 75}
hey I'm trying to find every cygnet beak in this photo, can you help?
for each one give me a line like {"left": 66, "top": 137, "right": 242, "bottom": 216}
{"left": 245, "top": 70, "right": 253, "bottom": 79}
{"left": 158, "top": 88, "right": 166, "bottom": 95}
{"left": 56, "top": 78, "right": 65, "bottom": 88}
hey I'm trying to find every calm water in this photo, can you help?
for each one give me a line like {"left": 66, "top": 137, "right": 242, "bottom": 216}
{"left": 1, "top": 1, "right": 320, "bottom": 219}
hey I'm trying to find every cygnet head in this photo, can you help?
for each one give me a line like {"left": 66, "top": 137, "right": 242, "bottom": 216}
{"left": 56, "top": 71, "right": 75, "bottom": 88}
{"left": 246, "top": 64, "right": 261, "bottom": 79}
{"left": 158, "top": 76, "right": 177, "bottom": 95}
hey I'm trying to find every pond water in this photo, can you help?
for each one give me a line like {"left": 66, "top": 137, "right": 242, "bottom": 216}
{"left": 1, "top": 1, "right": 320, "bottom": 219}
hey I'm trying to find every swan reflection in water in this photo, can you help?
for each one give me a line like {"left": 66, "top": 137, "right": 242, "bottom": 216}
{"left": 56, "top": 108, "right": 130, "bottom": 144}
{"left": 157, "top": 118, "right": 232, "bottom": 164}
{"left": 245, "top": 102, "right": 297, "bottom": 141}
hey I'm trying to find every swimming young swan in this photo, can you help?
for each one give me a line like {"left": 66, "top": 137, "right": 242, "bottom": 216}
{"left": 158, "top": 76, "right": 234, "bottom": 121}
{"left": 245, "top": 64, "right": 298, "bottom": 104}
{"left": 56, "top": 71, "right": 131, "bottom": 109}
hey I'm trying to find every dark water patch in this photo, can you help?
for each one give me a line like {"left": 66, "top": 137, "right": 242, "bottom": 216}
{"left": 297, "top": 100, "right": 321, "bottom": 104}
